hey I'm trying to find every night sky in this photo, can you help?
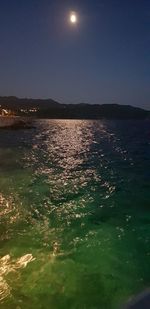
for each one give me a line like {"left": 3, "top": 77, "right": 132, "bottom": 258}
{"left": 0, "top": 0, "right": 149, "bottom": 109}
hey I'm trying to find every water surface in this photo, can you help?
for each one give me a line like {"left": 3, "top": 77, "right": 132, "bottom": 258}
{"left": 0, "top": 119, "right": 150, "bottom": 308}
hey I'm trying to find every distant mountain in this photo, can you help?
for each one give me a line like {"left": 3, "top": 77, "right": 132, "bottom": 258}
{"left": 0, "top": 96, "right": 60, "bottom": 109}
{"left": 0, "top": 96, "right": 149, "bottom": 119}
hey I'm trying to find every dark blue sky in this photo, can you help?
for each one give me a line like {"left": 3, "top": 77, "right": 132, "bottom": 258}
{"left": 0, "top": 0, "right": 149, "bottom": 109}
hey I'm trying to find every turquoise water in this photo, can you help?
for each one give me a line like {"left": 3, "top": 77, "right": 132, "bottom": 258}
{"left": 0, "top": 119, "right": 150, "bottom": 309}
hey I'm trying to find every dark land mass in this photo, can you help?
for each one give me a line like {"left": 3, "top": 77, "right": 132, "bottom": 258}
{"left": 0, "top": 96, "right": 149, "bottom": 119}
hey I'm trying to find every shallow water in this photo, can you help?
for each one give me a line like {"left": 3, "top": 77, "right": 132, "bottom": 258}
{"left": 0, "top": 119, "right": 150, "bottom": 309}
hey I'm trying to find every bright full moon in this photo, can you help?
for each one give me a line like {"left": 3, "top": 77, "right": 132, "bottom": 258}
{"left": 70, "top": 12, "right": 77, "bottom": 24}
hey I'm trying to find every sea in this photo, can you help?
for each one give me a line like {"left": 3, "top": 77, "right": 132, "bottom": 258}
{"left": 0, "top": 119, "right": 150, "bottom": 309}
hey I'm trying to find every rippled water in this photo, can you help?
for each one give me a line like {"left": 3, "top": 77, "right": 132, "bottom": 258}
{"left": 0, "top": 119, "right": 150, "bottom": 308}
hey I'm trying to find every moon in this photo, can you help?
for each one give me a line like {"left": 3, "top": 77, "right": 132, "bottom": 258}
{"left": 70, "top": 12, "right": 77, "bottom": 24}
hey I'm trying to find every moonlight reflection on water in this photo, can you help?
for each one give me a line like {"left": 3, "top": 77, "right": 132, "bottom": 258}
{"left": 0, "top": 119, "right": 150, "bottom": 308}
